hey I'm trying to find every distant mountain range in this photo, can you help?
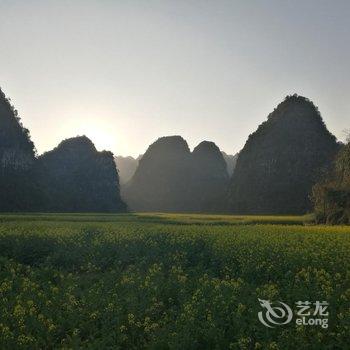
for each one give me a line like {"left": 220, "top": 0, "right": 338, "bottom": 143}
{"left": 115, "top": 151, "right": 237, "bottom": 185}
{"left": 0, "top": 86, "right": 343, "bottom": 215}
{"left": 122, "top": 136, "right": 229, "bottom": 212}
{"left": 115, "top": 155, "right": 141, "bottom": 185}
{"left": 221, "top": 152, "right": 238, "bottom": 176}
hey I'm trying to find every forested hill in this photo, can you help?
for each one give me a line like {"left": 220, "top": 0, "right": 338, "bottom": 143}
{"left": 35, "top": 136, "right": 126, "bottom": 212}
{"left": 228, "top": 94, "right": 340, "bottom": 214}
{"left": 0, "top": 88, "right": 36, "bottom": 211}
{"left": 0, "top": 87, "right": 125, "bottom": 213}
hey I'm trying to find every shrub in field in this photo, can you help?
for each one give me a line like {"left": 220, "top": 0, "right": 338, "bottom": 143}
{"left": 313, "top": 141, "right": 350, "bottom": 224}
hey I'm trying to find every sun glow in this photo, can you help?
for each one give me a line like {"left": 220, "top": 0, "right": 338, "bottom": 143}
{"left": 79, "top": 124, "right": 116, "bottom": 152}
{"left": 59, "top": 114, "right": 118, "bottom": 154}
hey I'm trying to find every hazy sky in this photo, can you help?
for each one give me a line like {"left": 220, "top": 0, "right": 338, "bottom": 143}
{"left": 0, "top": 0, "right": 349, "bottom": 157}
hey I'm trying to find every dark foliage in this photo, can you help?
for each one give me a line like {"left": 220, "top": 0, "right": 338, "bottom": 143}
{"left": 312, "top": 142, "right": 350, "bottom": 224}
{"left": 123, "top": 136, "right": 229, "bottom": 212}
{"left": 0, "top": 88, "right": 36, "bottom": 211}
{"left": 35, "top": 136, "right": 126, "bottom": 212}
{"left": 228, "top": 94, "right": 340, "bottom": 214}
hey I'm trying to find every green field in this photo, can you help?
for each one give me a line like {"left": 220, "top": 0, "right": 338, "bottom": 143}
{"left": 0, "top": 213, "right": 349, "bottom": 349}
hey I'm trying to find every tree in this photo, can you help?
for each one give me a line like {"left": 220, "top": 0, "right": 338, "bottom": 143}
{"left": 312, "top": 142, "right": 350, "bottom": 224}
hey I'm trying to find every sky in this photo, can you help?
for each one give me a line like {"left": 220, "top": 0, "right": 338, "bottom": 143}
{"left": 0, "top": 0, "right": 349, "bottom": 157}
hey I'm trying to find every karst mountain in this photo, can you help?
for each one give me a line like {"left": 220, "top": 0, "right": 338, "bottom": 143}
{"left": 35, "top": 136, "right": 126, "bottom": 212}
{"left": 123, "top": 136, "right": 229, "bottom": 212}
{"left": 221, "top": 152, "right": 238, "bottom": 176}
{"left": 228, "top": 94, "right": 340, "bottom": 214}
{"left": 0, "top": 86, "right": 126, "bottom": 212}
{"left": 190, "top": 141, "right": 229, "bottom": 212}
{"left": 0, "top": 87, "right": 344, "bottom": 219}
{"left": 115, "top": 155, "right": 140, "bottom": 185}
